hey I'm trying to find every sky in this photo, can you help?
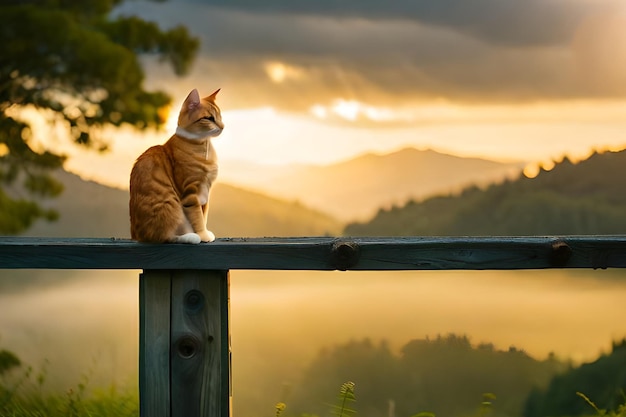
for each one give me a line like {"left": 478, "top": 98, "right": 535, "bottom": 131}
{"left": 46, "top": 0, "right": 626, "bottom": 188}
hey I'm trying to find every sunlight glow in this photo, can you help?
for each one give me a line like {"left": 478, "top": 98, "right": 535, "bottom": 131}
{"left": 523, "top": 164, "right": 541, "bottom": 179}
{"left": 18, "top": 97, "right": 626, "bottom": 190}
{"left": 311, "top": 99, "right": 469, "bottom": 123}
{"left": 164, "top": 104, "right": 178, "bottom": 132}
{"left": 523, "top": 159, "right": 558, "bottom": 179}
{"left": 316, "top": 99, "right": 409, "bottom": 122}
{"left": 542, "top": 160, "right": 556, "bottom": 171}
{"left": 310, "top": 98, "right": 626, "bottom": 125}
{"left": 331, "top": 99, "right": 360, "bottom": 121}
{"left": 309, "top": 104, "right": 328, "bottom": 119}
{"left": 264, "top": 61, "right": 305, "bottom": 83}
{"left": 159, "top": 103, "right": 174, "bottom": 130}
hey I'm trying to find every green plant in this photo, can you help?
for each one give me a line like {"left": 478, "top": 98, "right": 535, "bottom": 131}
{"left": 0, "top": 347, "right": 138, "bottom": 417}
{"left": 276, "top": 381, "right": 357, "bottom": 417}
{"left": 276, "top": 401, "right": 287, "bottom": 417}
{"left": 577, "top": 391, "right": 626, "bottom": 417}
{"left": 477, "top": 392, "right": 496, "bottom": 417}
{"left": 331, "top": 381, "right": 356, "bottom": 417}
{"left": 278, "top": 381, "right": 500, "bottom": 417}
{"left": 407, "top": 392, "right": 495, "bottom": 417}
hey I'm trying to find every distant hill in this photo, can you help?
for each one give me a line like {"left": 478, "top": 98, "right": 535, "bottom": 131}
{"left": 220, "top": 148, "right": 524, "bottom": 221}
{"left": 523, "top": 340, "right": 626, "bottom": 417}
{"left": 289, "top": 334, "right": 566, "bottom": 417}
{"left": 345, "top": 149, "right": 626, "bottom": 236}
{"left": 24, "top": 170, "right": 341, "bottom": 239}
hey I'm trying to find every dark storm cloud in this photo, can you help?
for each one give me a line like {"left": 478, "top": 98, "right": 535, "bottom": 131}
{"left": 187, "top": 0, "right": 603, "bottom": 47}
{"left": 114, "top": 0, "right": 626, "bottom": 110}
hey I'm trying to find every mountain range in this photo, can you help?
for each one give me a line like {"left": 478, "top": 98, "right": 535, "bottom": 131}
{"left": 22, "top": 147, "right": 524, "bottom": 238}
{"left": 22, "top": 148, "right": 626, "bottom": 240}
{"left": 345, "top": 149, "right": 626, "bottom": 236}
{"left": 24, "top": 170, "right": 341, "bottom": 239}
{"left": 220, "top": 147, "right": 524, "bottom": 221}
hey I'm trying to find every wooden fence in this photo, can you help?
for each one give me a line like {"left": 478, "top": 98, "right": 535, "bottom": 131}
{"left": 2, "top": 236, "right": 626, "bottom": 417}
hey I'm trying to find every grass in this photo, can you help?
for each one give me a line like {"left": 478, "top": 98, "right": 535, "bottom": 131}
{"left": 0, "top": 356, "right": 138, "bottom": 417}
{"left": 1, "top": 348, "right": 623, "bottom": 417}
{"left": 275, "top": 382, "right": 494, "bottom": 417}
{"left": 1, "top": 386, "right": 138, "bottom": 417}
{"left": 577, "top": 392, "right": 626, "bottom": 417}
{"left": 1, "top": 385, "right": 138, "bottom": 417}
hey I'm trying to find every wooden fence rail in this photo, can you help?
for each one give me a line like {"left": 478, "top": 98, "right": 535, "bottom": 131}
{"left": 2, "top": 235, "right": 626, "bottom": 417}
{"left": 2, "top": 236, "right": 626, "bottom": 270}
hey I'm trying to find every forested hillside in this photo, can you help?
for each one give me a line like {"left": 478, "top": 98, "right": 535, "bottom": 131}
{"left": 23, "top": 170, "right": 341, "bottom": 239}
{"left": 286, "top": 334, "right": 566, "bottom": 417}
{"left": 345, "top": 150, "right": 626, "bottom": 236}
{"left": 524, "top": 340, "right": 626, "bottom": 417}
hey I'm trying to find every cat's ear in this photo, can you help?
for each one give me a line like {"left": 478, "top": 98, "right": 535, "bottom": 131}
{"left": 206, "top": 88, "right": 221, "bottom": 101}
{"left": 183, "top": 89, "right": 201, "bottom": 110}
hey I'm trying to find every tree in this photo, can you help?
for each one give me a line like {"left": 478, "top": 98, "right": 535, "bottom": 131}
{"left": 0, "top": 0, "right": 199, "bottom": 233}
{"left": 0, "top": 349, "right": 20, "bottom": 376}
{"left": 523, "top": 341, "right": 626, "bottom": 417}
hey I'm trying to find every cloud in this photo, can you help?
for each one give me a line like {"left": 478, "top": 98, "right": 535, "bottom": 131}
{"left": 264, "top": 62, "right": 306, "bottom": 84}
{"left": 114, "top": 0, "right": 626, "bottom": 115}
{"left": 189, "top": 0, "right": 616, "bottom": 47}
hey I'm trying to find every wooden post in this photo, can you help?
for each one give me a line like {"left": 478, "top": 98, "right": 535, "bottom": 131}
{"left": 140, "top": 270, "right": 231, "bottom": 417}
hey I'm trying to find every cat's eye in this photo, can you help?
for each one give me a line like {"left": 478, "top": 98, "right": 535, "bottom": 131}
{"left": 202, "top": 116, "right": 216, "bottom": 123}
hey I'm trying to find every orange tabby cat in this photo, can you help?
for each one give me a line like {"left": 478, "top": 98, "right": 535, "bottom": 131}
{"left": 129, "top": 88, "right": 224, "bottom": 244}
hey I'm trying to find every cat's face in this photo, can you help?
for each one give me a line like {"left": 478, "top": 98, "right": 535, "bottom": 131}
{"left": 177, "top": 89, "right": 224, "bottom": 138}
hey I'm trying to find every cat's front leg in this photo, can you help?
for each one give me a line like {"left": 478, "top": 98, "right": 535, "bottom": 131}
{"left": 198, "top": 202, "right": 216, "bottom": 242}
{"left": 181, "top": 193, "right": 214, "bottom": 242}
{"left": 187, "top": 210, "right": 215, "bottom": 242}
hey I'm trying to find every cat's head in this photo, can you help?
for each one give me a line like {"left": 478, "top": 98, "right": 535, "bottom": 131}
{"left": 177, "top": 88, "right": 224, "bottom": 139}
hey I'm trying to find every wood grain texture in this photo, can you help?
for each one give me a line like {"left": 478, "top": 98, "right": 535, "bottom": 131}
{"left": 139, "top": 270, "right": 230, "bottom": 417}
{"left": 140, "top": 271, "right": 172, "bottom": 417}
{"left": 2, "top": 236, "right": 626, "bottom": 270}
{"left": 170, "top": 270, "right": 230, "bottom": 417}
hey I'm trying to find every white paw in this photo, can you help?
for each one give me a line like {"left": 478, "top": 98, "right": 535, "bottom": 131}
{"left": 199, "top": 229, "right": 216, "bottom": 243}
{"left": 174, "top": 233, "right": 202, "bottom": 244}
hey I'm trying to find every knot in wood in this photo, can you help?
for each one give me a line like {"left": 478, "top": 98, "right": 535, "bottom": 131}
{"left": 330, "top": 240, "right": 360, "bottom": 271}
{"left": 184, "top": 289, "right": 205, "bottom": 314}
{"left": 550, "top": 240, "right": 572, "bottom": 267}
{"left": 176, "top": 335, "right": 201, "bottom": 359}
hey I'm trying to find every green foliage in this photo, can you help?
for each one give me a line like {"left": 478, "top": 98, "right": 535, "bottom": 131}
{"left": 331, "top": 382, "right": 356, "bottom": 417}
{"left": 276, "top": 401, "right": 288, "bottom": 417}
{"left": 478, "top": 392, "right": 497, "bottom": 417}
{"left": 345, "top": 150, "right": 626, "bottom": 236}
{"left": 278, "top": 382, "right": 357, "bottom": 417}
{"left": 0, "top": 0, "right": 199, "bottom": 234}
{"left": 289, "top": 339, "right": 400, "bottom": 417}
{"left": 0, "top": 188, "right": 57, "bottom": 234}
{"left": 576, "top": 391, "right": 626, "bottom": 417}
{"left": 288, "top": 335, "right": 565, "bottom": 417}
{"left": 282, "top": 375, "right": 499, "bottom": 417}
{"left": 0, "top": 350, "right": 21, "bottom": 376}
{"left": 523, "top": 339, "right": 626, "bottom": 417}
{"left": 0, "top": 346, "right": 138, "bottom": 417}
{"left": 1, "top": 384, "right": 139, "bottom": 417}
